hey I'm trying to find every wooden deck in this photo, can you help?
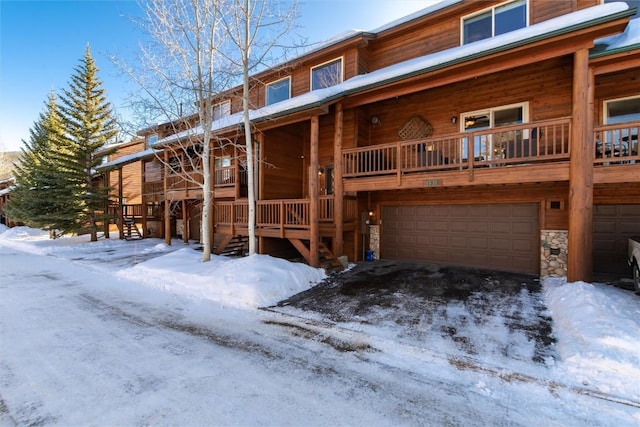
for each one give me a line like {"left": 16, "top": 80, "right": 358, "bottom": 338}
{"left": 342, "top": 119, "right": 639, "bottom": 191}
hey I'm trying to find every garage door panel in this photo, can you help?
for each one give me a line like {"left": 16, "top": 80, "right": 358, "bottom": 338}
{"left": 593, "top": 204, "right": 640, "bottom": 275}
{"left": 382, "top": 203, "right": 539, "bottom": 274}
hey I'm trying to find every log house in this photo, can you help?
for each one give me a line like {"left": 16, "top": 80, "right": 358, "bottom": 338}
{"left": 104, "top": 0, "right": 640, "bottom": 281}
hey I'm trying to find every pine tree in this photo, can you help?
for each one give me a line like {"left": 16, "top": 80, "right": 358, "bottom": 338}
{"left": 6, "top": 93, "right": 81, "bottom": 235}
{"left": 58, "top": 45, "right": 118, "bottom": 241}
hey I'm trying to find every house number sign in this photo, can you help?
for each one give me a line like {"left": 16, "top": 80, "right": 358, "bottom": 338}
{"left": 425, "top": 179, "right": 441, "bottom": 187}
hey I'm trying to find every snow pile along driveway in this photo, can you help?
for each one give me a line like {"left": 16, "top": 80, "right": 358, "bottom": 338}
{"left": 544, "top": 278, "right": 640, "bottom": 401}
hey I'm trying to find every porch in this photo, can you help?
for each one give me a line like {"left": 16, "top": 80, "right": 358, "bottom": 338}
{"left": 214, "top": 195, "right": 358, "bottom": 240}
{"left": 341, "top": 119, "right": 639, "bottom": 191}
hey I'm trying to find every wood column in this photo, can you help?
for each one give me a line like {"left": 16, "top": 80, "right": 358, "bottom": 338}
{"left": 182, "top": 199, "right": 189, "bottom": 244}
{"left": 333, "top": 103, "right": 344, "bottom": 257}
{"left": 209, "top": 141, "right": 215, "bottom": 248}
{"left": 309, "top": 116, "right": 320, "bottom": 267}
{"left": 104, "top": 171, "right": 110, "bottom": 238}
{"left": 164, "top": 150, "right": 171, "bottom": 245}
{"left": 141, "top": 161, "right": 147, "bottom": 239}
{"left": 567, "top": 48, "right": 594, "bottom": 283}
{"left": 118, "top": 168, "right": 124, "bottom": 240}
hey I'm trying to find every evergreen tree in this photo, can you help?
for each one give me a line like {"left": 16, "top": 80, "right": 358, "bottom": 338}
{"left": 6, "top": 93, "right": 81, "bottom": 235}
{"left": 58, "top": 45, "right": 118, "bottom": 241}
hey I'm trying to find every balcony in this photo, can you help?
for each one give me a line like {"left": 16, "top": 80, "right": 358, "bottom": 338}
{"left": 341, "top": 119, "right": 638, "bottom": 191}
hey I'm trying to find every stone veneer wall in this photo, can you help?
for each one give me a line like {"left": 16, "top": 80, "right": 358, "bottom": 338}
{"left": 369, "top": 225, "right": 380, "bottom": 260}
{"left": 540, "top": 230, "right": 568, "bottom": 277}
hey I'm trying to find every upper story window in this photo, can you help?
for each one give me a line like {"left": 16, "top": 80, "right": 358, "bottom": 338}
{"left": 266, "top": 77, "right": 291, "bottom": 106}
{"left": 147, "top": 133, "right": 158, "bottom": 147}
{"left": 604, "top": 95, "right": 640, "bottom": 124}
{"left": 213, "top": 100, "right": 231, "bottom": 121}
{"left": 311, "top": 57, "right": 343, "bottom": 91}
{"left": 462, "top": 0, "right": 528, "bottom": 45}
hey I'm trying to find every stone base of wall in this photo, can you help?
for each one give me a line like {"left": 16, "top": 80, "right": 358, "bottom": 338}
{"left": 541, "top": 230, "right": 568, "bottom": 277}
{"left": 369, "top": 225, "right": 380, "bottom": 260}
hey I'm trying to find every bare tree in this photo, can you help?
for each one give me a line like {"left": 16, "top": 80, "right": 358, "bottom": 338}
{"left": 118, "top": 0, "right": 233, "bottom": 261}
{"left": 221, "top": 0, "right": 298, "bottom": 255}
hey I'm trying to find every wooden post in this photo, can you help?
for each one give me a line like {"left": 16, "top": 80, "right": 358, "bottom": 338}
{"left": 182, "top": 199, "right": 189, "bottom": 244}
{"left": 164, "top": 150, "right": 171, "bottom": 245}
{"left": 309, "top": 116, "right": 320, "bottom": 267}
{"left": 333, "top": 103, "right": 344, "bottom": 257}
{"left": 141, "top": 160, "right": 147, "bottom": 239}
{"left": 104, "top": 171, "right": 110, "bottom": 238}
{"left": 567, "top": 48, "right": 594, "bottom": 283}
{"left": 209, "top": 141, "right": 215, "bottom": 248}
{"left": 118, "top": 168, "right": 124, "bottom": 240}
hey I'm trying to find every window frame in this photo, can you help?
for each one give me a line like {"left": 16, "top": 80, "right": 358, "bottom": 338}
{"left": 459, "top": 102, "right": 529, "bottom": 160}
{"left": 265, "top": 76, "right": 292, "bottom": 106}
{"left": 460, "top": 0, "right": 529, "bottom": 45}
{"left": 212, "top": 100, "right": 231, "bottom": 121}
{"left": 310, "top": 56, "right": 344, "bottom": 91}
{"left": 603, "top": 95, "right": 640, "bottom": 125}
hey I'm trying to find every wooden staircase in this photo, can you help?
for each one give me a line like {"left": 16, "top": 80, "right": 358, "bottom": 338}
{"left": 289, "top": 239, "right": 344, "bottom": 274}
{"left": 215, "top": 235, "right": 249, "bottom": 256}
{"left": 123, "top": 218, "right": 143, "bottom": 240}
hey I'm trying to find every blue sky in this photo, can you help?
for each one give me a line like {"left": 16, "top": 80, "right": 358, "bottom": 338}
{"left": 0, "top": 0, "right": 437, "bottom": 152}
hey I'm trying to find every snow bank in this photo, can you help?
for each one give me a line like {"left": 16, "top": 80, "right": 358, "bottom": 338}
{"left": 544, "top": 277, "right": 640, "bottom": 400}
{"left": 117, "top": 248, "right": 325, "bottom": 309}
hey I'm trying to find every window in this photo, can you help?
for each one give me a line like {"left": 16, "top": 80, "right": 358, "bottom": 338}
{"left": 462, "top": 0, "right": 527, "bottom": 44}
{"left": 213, "top": 100, "right": 231, "bottom": 121}
{"left": 147, "top": 134, "right": 158, "bottom": 146}
{"left": 214, "top": 156, "right": 231, "bottom": 168}
{"left": 604, "top": 96, "right": 640, "bottom": 124}
{"left": 460, "top": 102, "right": 528, "bottom": 160}
{"left": 602, "top": 96, "right": 639, "bottom": 156}
{"left": 311, "top": 58, "right": 343, "bottom": 91}
{"left": 266, "top": 77, "right": 291, "bottom": 106}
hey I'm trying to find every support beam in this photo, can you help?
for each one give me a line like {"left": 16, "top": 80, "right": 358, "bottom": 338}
{"left": 182, "top": 199, "right": 189, "bottom": 244}
{"left": 118, "top": 168, "right": 124, "bottom": 240}
{"left": 141, "top": 161, "right": 147, "bottom": 239}
{"left": 567, "top": 48, "right": 594, "bottom": 283}
{"left": 333, "top": 103, "right": 344, "bottom": 257}
{"left": 103, "top": 171, "right": 110, "bottom": 238}
{"left": 309, "top": 116, "right": 320, "bottom": 268}
{"left": 164, "top": 150, "right": 171, "bottom": 245}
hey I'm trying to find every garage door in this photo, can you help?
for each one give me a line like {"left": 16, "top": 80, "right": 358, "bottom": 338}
{"left": 382, "top": 203, "right": 539, "bottom": 274}
{"left": 593, "top": 204, "right": 640, "bottom": 275}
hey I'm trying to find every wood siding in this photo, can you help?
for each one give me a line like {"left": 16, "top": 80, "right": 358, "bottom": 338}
{"left": 262, "top": 124, "right": 306, "bottom": 200}
{"left": 109, "top": 140, "right": 145, "bottom": 204}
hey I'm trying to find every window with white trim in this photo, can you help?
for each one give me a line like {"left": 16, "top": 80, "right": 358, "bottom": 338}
{"left": 310, "top": 57, "right": 342, "bottom": 91}
{"left": 460, "top": 102, "right": 529, "bottom": 160}
{"left": 213, "top": 100, "right": 231, "bottom": 121}
{"left": 462, "top": 0, "right": 527, "bottom": 44}
{"left": 266, "top": 77, "right": 291, "bottom": 106}
{"left": 604, "top": 95, "right": 640, "bottom": 124}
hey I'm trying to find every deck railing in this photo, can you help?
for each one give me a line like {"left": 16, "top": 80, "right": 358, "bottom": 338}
{"left": 343, "top": 118, "right": 572, "bottom": 177}
{"left": 594, "top": 121, "right": 640, "bottom": 165}
{"left": 214, "top": 196, "right": 356, "bottom": 234}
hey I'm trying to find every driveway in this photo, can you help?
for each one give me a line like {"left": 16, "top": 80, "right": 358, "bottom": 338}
{"left": 274, "top": 260, "right": 557, "bottom": 368}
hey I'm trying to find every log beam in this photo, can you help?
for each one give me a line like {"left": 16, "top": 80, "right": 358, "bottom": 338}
{"left": 309, "top": 116, "right": 320, "bottom": 267}
{"left": 567, "top": 49, "right": 594, "bottom": 283}
{"left": 333, "top": 103, "right": 344, "bottom": 257}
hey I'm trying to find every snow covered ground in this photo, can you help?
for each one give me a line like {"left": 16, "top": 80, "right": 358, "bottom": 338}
{"left": 0, "top": 225, "right": 639, "bottom": 426}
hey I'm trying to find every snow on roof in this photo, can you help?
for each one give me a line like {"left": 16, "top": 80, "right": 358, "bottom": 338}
{"left": 100, "top": 148, "right": 162, "bottom": 169}
{"left": 155, "top": 2, "right": 630, "bottom": 147}
{"left": 593, "top": 16, "right": 640, "bottom": 56}
{"left": 0, "top": 186, "right": 13, "bottom": 196}
{"left": 370, "top": 0, "right": 463, "bottom": 34}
